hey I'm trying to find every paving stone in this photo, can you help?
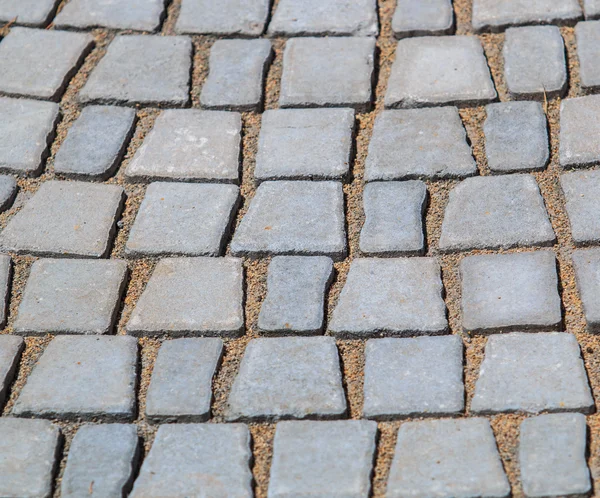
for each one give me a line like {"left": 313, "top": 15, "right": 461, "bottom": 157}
{"left": 255, "top": 108, "right": 355, "bottom": 182}
{"left": 576, "top": 21, "right": 600, "bottom": 92}
{"left": 572, "top": 248, "right": 600, "bottom": 332}
{"left": 13, "top": 258, "right": 128, "bottom": 335}
{"left": 392, "top": 0, "right": 454, "bottom": 38}
{"left": 584, "top": 0, "right": 600, "bottom": 19}
{"left": 387, "top": 418, "right": 510, "bottom": 498}
{"left": 145, "top": 338, "right": 223, "bottom": 422}
{"left": 0, "top": 336, "right": 23, "bottom": 407}
{"left": 0, "top": 27, "right": 93, "bottom": 101}
{"left": 54, "top": 105, "right": 136, "bottom": 180}
{"left": 0, "top": 0, "right": 59, "bottom": 26}
{"left": 279, "top": 37, "right": 375, "bottom": 111}
{"left": 61, "top": 424, "right": 140, "bottom": 498}
{"left": 363, "top": 336, "right": 464, "bottom": 419}
{"left": 226, "top": 337, "right": 347, "bottom": 421}
{"left": 0, "top": 180, "right": 124, "bottom": 258}
{"left": 0, "top": 254, "right": 11, "bottom": 329}
{"left": 385, "top": 36, "right": 497, "bottom": 109}
{"left": 125, "top": 110, "right": 241, "bottom": 183}
{"left": 561, "top": 169, "right": 600, "bottom": 244}
{"left": 520, "top": 413, "right": 591, "bottom": 498}
{"left": 0, "top": 176, "right": 16, "bottom": 212}
{"left": 461, "top": 251, "right": 561, "bottom": 333}
{"left": 438, "top": 174, "right": 555, "bottom": 252}
{"left": 329, "top": 258, "right": 448, "bottom": 337}
{"left": 484, "top": 101, "right": 549, "bottom": 173}
{"left": 126, "top": 257, "right": 244, "bottom": 337}
{"left": 130, "top": 423, "right": 252, "bottom": 498}
{"left": 560, "top": 95, "right": 600, "bottom": 167}
{"left": 258, "top": 256, "right": 334, "bottom": 334}
{"left": 471, "top": 332, "right": 594, "bottom": 414}
{"left": 12, "top": 335, "right": 138, "bottom": 420}
{"left": 268, "top": 420, "right": 377, "bottom": 498}
{"left": 230, "top": 181, "right": 347, "bottom": 260}
{"left": 79, "top": 35, "right": 191, "bottom": 107}
{"left": 125, "top": 182, "right": 240, "bottom": 257}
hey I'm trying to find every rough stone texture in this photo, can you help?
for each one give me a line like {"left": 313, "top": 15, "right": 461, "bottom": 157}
{"left": 279, "top": 37, "right": 375, "bottom": 111}
{"left": 363, "top": 336, "right": 464, "bottom": 419}
{"left": 268, "top": 420, "right": 378, "bottom": 498}
{"left": 0, "top": 336, "right": 23, "bottom": 407}
{"left": 226, "top": 337, "right": 347, "bottom": 421}
{"left": 61, "top": 424, "right": 140, "bottom": 498}
{"left": 387, "top": 418, "right": 510, "bottom": 498}
{"left": 130, "top": 423, "right": 252, "bottom": 498}
{"left": 484, "top": 101, "right": 549, "bottom": 173}
{"left": 385, "top": 36, "right": 497, "bottom": 108}
{"left": 0, "top": 180, "right": 124, "bottom": 258}
{"left": 359, "top": 181, "right": 427, "bottom": 255}
{"left": 0, "top": 175, "right": 16, "bottom": 212}
{"left": 79, "top": 35, "right": 191, "bottom": 107}
{"left": 438, "top": 174, "right": 555, "bottom": 252}
{"left": 13, "top": 258, "right": 128, "bottom": 336}
{"left": 125, "top": 109, "right": 241, "bottom": 183}
{"left": 126, "top": 257, "right": 244, "bottom": 337}
{"left": 561, "top": 169, "right": 600, "bottom": 244}
{"left": 201, "top": 39, "right": 272, "bottom": 112}
{"left": 230, "top": 181, "right": 347, "bottom": 260}
{"left": 576, "top": 20, "right": 600, "bottom": 92}
{"left": 329, "top": 258, "right": 448, "bottom": 337}
{"left": 12, "top": 336, "right": 138, "bottom": 420}
{"left": 0, "top": 255, "right": 11, "bottom": 329}
{"left": 584, "top": 0, "right": 600, "bottom": 19}
{"left": 145, "top": 338, "right": 223, "bottom": 422}
{"left": 471, "top": 332, "right": 594, "bottom": 414}
{"left": 520, "top": 413, "right": 591, "bottom": 498}
{"left": 0, "top": 0, "right": 59, "bottom": 26}
{"left": 54, "top": 105, "right": 136, "bottom": 180}
{"left": 392, "top": 0, "right": 454, "bottom": 38}
{"left": 255, "top": 108, "right": 355, "bottom": 181}
{"left": 572, "top": 248, "right": 600, "bottom": 332}
{"left": 125, "top": 182, "right": 240, "bottom": 257}
{"left": 560, "top": 95, "right": 600, "bottom": 167}
{"left": 258, "top": 256, "right": 334, "bottom": 334}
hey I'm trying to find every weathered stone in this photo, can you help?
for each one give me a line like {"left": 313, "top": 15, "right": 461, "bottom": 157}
{"left": 0, "top": 336, "right": 23, "bottom": 407}
{"left": 576, "top": 21, "right": 600, "bottom": 92}
{"left": 584, "top": 0, "right": 600, "bottom": 19}
{"left": 0, "top": 254, "right": 11, "bottom": 328}
{"left": 572, "top": 248, "right": 600, "bottom": 332}
{"left": 392, "top": 0, "right": 454, "bottom": 38}
{"left": 0, "top": 175, "right": 16, "bottom": 211}
{"left": 561, "top": 170, "right": 600, "bottom": 244}
{"left": 0, "top": 0, "right": 59, "bottom": 26}
{"left": 560, "top": 95, "right": 600, "bottom": 167}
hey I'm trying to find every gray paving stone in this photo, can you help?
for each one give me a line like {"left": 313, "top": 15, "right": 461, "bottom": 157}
{"left": 145, "top": 338, "right": 223, "bottom": 422}
{"left": 79, "top": 35, "right": 191, "bottom": 107}
{"left": 231, "top": 181, "right": 347, "bottom": 260}
{"left": 576, "top": 21, "right": 600, "bottom": 92}
{"left": 54, "top": 105, "right": 136, "bottom": 180}
{"left": 61, "top": 424, "right": 140, "bottom": 498}
{"left": 13, "top": 258, "right": 127, "bottom": 336}
{"left": 484, "top": 101, "right": 549, "bottom": 173}
{"left": 226, "top": 337, "right": 347, "bottom": 421}
{"left": 392, "top": 0, "right": 454, "bottom": 38}
{"left": 125, "top": 110, "right": 241, "bottom": 183}
{"left": 279, "top": 37, "right": 375, "bottom": 111}
{"left": 0, "top": 336, "right": 23, "bottom": 407}
{"left": 572, "top": 248, "right": 600, "bottom": 332}
{"left": 561, "top": 170, "right": 600, "bottom": 244}
{"left": 0, "top": 254, "right": 11, "bottom": 329}
{"left": 0, "top": 180, "right": 124, "bottom": 258}
{"left": 258, "top": 256, "right": 334, "bottom": 334}
{"left": 387, "top": 418, "right": 510, "bottom": 498}
{"left": 0, "top": 175, "right": 16, "bottom": 211}
{"left": 520, "top": 413, "right": 591, "bottom": 498}
{"left": 126, "top": 257, "right": 244, "bottom": 337}
{"left": 363, "top": 336, "right": 464, "bottom": 419}
{"left": 584, "top": 0, "right": 600, "bottom": 19}
{"left": 12, "top": 335, "right": 138, "bottom": 420}
{"left": 130, "top": 423, "right": 252, "bottom": 498}
{"left": 0, "top": 0, "right": 59, "bottom": 26}
{"left": 471, "top": 332, "right": 594, "bottom": 414}
{"left": 385, "top": 36, "right": 497, "bottom": 109}
{"left": 329, "top": 258, "right": 448, "bottom": 337}
{"left": 125, "top": 182, "right": 240, "bottom": 257}
{"left": 0, "top": 27, "right": 93, "bottom": 101}
{"left": 438, "top": 174, "right": 555, "bottom": 252}
{"left": 560, "top": 95, "right": 600, "bottom": 168}
{"left": 255, "top": 108, "right": 355, "bottom": 182}
{"left": 268, "top": 420, "right": 377, "bottom": 498}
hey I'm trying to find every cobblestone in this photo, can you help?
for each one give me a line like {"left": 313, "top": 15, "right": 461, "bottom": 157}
{"left": 572, "top": 248, "right": 600, "bottom": 332}
{"left": 576, "top": 21, "right": 600, "bottom": 92}
{"left": 392, "top": 0, "right": 454, "bottom": 38}
{"left": 0, "top": 255, "right": 10, "bottom": 329}
{"left": 584, "top": 0, "right": 600, "bottom": 19}
{"left": 561, "top": 169, "right": 600, "bottom": 244}
{"left": 559, "top": 95, "right": 600, "bottom": 168}
{"left": 0, "top": 175, "right": 16, "bottom": 212}
{"left": 0, "top": 0, "right": 59, "bottom": 26}
{"left": 0, "top": 336, "right": 23, "bottom": 407}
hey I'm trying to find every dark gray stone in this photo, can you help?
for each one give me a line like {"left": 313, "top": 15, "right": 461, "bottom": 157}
{"left": 0, "top": 336, "right": 23, "bottom": 407}
{"left": 576, "top": 21, "right": 600, "bottom": 92}
{"left": 0, "top": 175, "right": 16, "bottom": 211}
{"left": 392, "top": 0, "right": 454, "bottom": 38}
{"left": 572, "top": 248, "right": 600, "bottom": 332}
{"left": 0, "top": 254, "right": 11, "bottom": 328}
{"left": 0, "top": 0, "right": 59, "bottom": 26}
{"left": 584, "top": 0, "right": 600, "bottom": 19}
{"left": 560, "top": 95, "right": 600, "bottom": 167}
{"left": 561, "top": 169, "right": 600, "bottom": 244}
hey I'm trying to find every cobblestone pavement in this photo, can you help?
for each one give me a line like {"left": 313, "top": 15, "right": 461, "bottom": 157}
{"left": 1, "top": 0, "right": 600, "bottom": 496}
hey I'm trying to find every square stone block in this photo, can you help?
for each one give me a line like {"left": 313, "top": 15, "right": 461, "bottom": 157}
{"left": 560, "top": 95, "right": 600, "bottom": 168}
{"left": 576, "top": 20, "right": 600, "bottom": 92}
{"left": 392, "top": 0, "right": 454, "bottom": 38}
{"left": 572, "top": 248, "right": 600, "bottom": 332}
{"left": 0, "top": 336, "right": 23, "bottom": 407}
{"left": 561, "top": 169, "right": 600, "bottom": 244}
{"left": 0, "top": 0, "right": 59, "bottom": 26}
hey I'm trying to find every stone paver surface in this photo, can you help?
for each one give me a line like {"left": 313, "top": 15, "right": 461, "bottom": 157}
{"left": 560, "top": 94, "right": 600, "bottom": 168}
{"left": 0, "top": 0, "right": 59, "bottom": 25}
{"left": 392, "top": 0, "right": 454, "bottom": 38}
{"left": 576, "top": 21, "right": 600, "bottom": 93}
{"left": 585, "top": 0, "right": 600, "bottom": 19}
{"left": 0, "top": 336, "right": 23, "bottom": 407}
{"left": 0, "top": 175, "right": 16, "bottom": 212}
{"left": 561, "top": 169, "right": 600, "bottom": 244}
{"left": 572, "top": 248, "right": 600, "bottom": 332}
{"left": 0, "top": 254, "right": 11, "bottom": 328}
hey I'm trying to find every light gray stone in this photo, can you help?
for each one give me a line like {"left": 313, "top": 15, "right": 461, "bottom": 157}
{"left": 125, "top": 182, "right": 240, "bottom": 257}
{"left": 576, "top": 21, "right": 600, "bottom": 92}
{"left": 584, "top": 0, "right": 600, "bottom": 19}
{"left": 130, "top": 423, "right": 252, "bottom": 498}
{"left": 560, "top": 95, "right": 600, "bottom": 167}
{"left": 561, "top": 169, "right": 600, "bottom": 244}
{"left": 0, "top": 254, "right": 11, "bottom": 328}
{"left": 255, "top": 108, "right": 355, "bottom": 182}
{"left": 126, "top": 257, "right": 244, "bottom": 337}
{"left": 572, "top": 248, "right": 600, "bottom": 332}
{"left": 471, "top": 332, "right": 594, "bottom": 414}
{"left": 231, "top": 181, "right": 347, "bottom": 260}
{"left": 279, "top": 37, "right": 375, "bottom": 111}
{"left": 387, "top": 418, "right": 510, "bottom": 498}
{"left": 0, "top": 0, "right": 59, "bottom": 26}
{"left": 226, "top": 337, "right": 347, "bottom": 421}
{"left": 385, "top": 36, "right": 497, "bottom": 109}
{"left": 0, "top": 180, "right": 124, "bottom": 258}
{"left": 145, "top": 338, "right": 223, "bottom": 422}
{"left": 0, "top": 336, "right": 23, "bottom": 407}
{"left": 125, "top": 110, "right": 241, "bottom": 183}
{"left": 520, "top": 413, "right": 591, "bottom": 498}
{"left": 0, "top": 175, "right": 16, "bottom": 211}
{"left": 268, "top": 420, "right": 377, "bottom": 498}
{"left": 392, "top": 0, "right": 454, "bottom": 38}
{"left": 12, "top": 335, "right": 138, "bottom": 420}
{"left": 258, "top": 256, "right": 334, "bottom": 334}
{"left": 329, "top": 258, "right": 448, "bottom": 337}
{"left": 438, "top": 174, "right": 555, "bottom": 252}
